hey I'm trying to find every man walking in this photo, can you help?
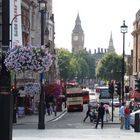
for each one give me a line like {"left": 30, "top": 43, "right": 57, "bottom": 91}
{"left": 95, "top": 102, "right": 105, "bottom": 129}
{"left": 83, "top": 106, "right": 92, "bottom": 122}
{"left": 119, "top": 102, "right": 125, "bottom": 129}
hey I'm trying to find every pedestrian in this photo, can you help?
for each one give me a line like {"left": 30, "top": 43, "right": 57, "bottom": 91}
{"left": 129, "top": 101, "right": 134, "bottom": 112}
{"left": 103, "top": 103, "right": 110, "bottom": 122}
{"left": 119, "top": 102, "right": 125, "bottom": 129}
{"left": 83, "top": 106, "right": 93, "bottom": 122}
{"left": 95, "top": 102, "right": 105, "bottom": 129}
{"left": 124, "top": 104, "right": 131, "bottom": 130}
{"left": 45, "top": 94, "right": 54, "bottom": 115}
{"left": 53, "top": 98, "right": 57, "bottom": 116}
{"left": 90, "top": 109, "right": 97, "bottom": 123}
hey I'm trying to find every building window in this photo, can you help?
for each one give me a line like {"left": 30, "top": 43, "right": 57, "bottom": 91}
{"left": 22, "top": 7, "right": 30, "bottom": 33}
{"left": 49, "top": 27, "right": 52, "bottom": 40}
{"left": 139, "top": 59, "right": 140, "bottom": 72}
{"left": 31, "top": 8, "right": 35, "bottom": 30}
{"left": 21, "top": 7, "right": 30, "bottom": 45}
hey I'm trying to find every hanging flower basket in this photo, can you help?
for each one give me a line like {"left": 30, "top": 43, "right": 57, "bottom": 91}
{"left": 24, "top": 83, "right": 41, "bottom": 95}
{"left": 4, "top": 44, "right": 52, "bottom": 73}
{"left": 45, "top": 83, "right": 62, "bottom": 98}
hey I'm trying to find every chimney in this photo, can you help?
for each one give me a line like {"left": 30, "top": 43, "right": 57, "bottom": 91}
{"left": 101, "top": 48, "right": 103, "bottom": 53}
{"left": 98, "top": 48, "right": 100, "bottom": 53}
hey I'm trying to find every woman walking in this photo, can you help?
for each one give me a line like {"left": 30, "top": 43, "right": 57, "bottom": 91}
{"left": 124, "top": 104, "right": 131, "bottom": 130}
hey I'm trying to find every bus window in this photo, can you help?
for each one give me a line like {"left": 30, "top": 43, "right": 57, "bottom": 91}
{"left": 82, "top": 91, "right": 89, "bottom": 104}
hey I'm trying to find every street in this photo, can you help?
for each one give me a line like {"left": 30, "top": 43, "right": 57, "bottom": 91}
{"left": 46, "top": 105, "right": 119, "bottom": 129}
{"left": 13, "top": 104, "right": 140, "bottom": 140}
{"left": 13, "top": 104, "right": 119, "bottom": 129}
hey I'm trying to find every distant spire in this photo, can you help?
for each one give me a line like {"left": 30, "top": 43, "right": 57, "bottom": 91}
{"left": 73, "top": 13, "right": 83, "bottom": 33}
{"left": 76, "top": 12, "right": 81, "bottom": 24}
{"left": 108, "top": 31, "right": 115, "bottom": 53}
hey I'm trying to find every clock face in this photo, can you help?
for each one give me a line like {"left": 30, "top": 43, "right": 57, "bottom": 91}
{"left": 73, "top": 35, "right": 78, "bottom": 41}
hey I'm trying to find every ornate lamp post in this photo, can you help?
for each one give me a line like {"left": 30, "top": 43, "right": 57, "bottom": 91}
{"left": 38, "top": 0, "right": 47, "bottom": 129}
{"left": 120, "top": 20, "right": 128, "bottom": 102}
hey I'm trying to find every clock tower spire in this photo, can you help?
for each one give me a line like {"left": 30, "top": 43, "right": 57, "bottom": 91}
{"left": 72, "top": 13, "right": 84, "bottom": 53}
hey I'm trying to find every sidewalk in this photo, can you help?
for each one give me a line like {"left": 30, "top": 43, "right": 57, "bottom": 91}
{"left": 13, "top": 104, "right": 67, "bottom": 127}
{"left": 13, "top": 127, "right": 140, "bottom": 140}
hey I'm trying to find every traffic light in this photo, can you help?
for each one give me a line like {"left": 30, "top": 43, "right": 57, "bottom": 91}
{"left": 125, "top": 86, "right": 129, "bottom": 93}
{"left": 10, "top": 85, "right": 19, "bottom": 96}
{"left": 11, "top": 85, "right": 16, "bottom": 94}
{"left": 115, "top": 82, "right": 121, "bottom": 95}
{"left": 108, "top": 82, "right": 114, "bottom": 94}
{"left": 135, "top": 79, "right": 140, "bottom": 92}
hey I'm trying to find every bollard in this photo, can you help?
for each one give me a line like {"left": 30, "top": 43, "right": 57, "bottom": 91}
{"left": 0, "top": 94, "right": 13, "bottom": 140}
{"left": 134, "top": 113, "right": 140, "bottom": 132}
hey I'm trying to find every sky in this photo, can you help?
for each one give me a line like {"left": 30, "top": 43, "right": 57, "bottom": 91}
{"left": 53, "top": 0, "right": 140, "bottom": 55}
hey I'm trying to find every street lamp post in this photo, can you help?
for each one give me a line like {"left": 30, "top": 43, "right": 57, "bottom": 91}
{"left": 38, "top": 0, "right": 47, "bottom": 129}
{"left": 10, "top": 14, "right": 30, "bottom": 124}
{"left": 120, "top": 20, "right": 128, "bottom": 103}
{"left": 10, "top": 14, "right": 30, "bottom": 48}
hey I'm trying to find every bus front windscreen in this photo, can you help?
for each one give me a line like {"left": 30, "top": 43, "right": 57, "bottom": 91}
{"left": 99, "top": 89, "right": 110, "bottom": 98}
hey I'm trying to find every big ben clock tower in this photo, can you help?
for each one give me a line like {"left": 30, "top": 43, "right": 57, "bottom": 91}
{"left": 72, "top": 13, "right": 84, "bottom": 53}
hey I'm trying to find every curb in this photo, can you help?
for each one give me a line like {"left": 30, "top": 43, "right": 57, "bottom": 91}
{"left": 47, "top": 109, "right": 67, "bottom": 122}
{"left": 104, "top": 122, "right": 120, "bottom": 124}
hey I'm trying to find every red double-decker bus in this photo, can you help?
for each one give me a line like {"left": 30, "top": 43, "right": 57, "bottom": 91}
{"left": 66, "top": 82, "right": 83, "bottom": 112}
{"left": 82, "top": 89, "right": 89, "bottom": 104}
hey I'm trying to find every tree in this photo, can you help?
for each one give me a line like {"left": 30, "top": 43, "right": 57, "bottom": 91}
{"left": 68, "top": 57, "right": 80, "bottom": 79}
{"left": 57, "top": 48, "right": 96, "bottom": 82}
{"left": 74, "top": 50, "right": 95, "bottom": 80}
{"left": 73, "top": 50, "right": 89, "bottom": 80}
{"left": 76, "top": 57, "right": 89, "bottom": 80}
{"left": 96, "top": 52, "right": 123, "bottom": 81}
{"left": 57, "top": 48, "right": 72, "bottom": 80}
{"left": 86, "top": 53, "right": 96, "bottom": 79}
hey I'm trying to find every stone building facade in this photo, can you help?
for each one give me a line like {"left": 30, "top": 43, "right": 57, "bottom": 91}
{"left": 131, "top": 9, "right": 140, "bottom": 88}
{"left": 0, "top": 0, "right": 58, "bottom": 88}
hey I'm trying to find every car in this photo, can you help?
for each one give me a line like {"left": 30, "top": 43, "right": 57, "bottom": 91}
{"left": 89, "top": 91, "right": 96, "bottom": 100}
{"left": 110, "top": 99, "right": 120, "bottom": 107}
{"left": 130, "top": 109, "right": 140, "bottom": 128}
{"left": 88, "top": 99, "right": 98, "bottom": 109}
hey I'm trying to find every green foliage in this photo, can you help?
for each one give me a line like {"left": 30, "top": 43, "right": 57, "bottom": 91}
{"left": 56, "top": 48, "right": 96, "bottom": 81}
{"left": 96, "top": 52, "right": 122, "bottom": 81}
{"left": 57, "top": 48, "right": 71, "bottom": 80}
{"left": 68, "top": 57, "right": 80, "bottom": 79}
{"left": 86, "top": 53, "right": 96, "bottom": 79}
